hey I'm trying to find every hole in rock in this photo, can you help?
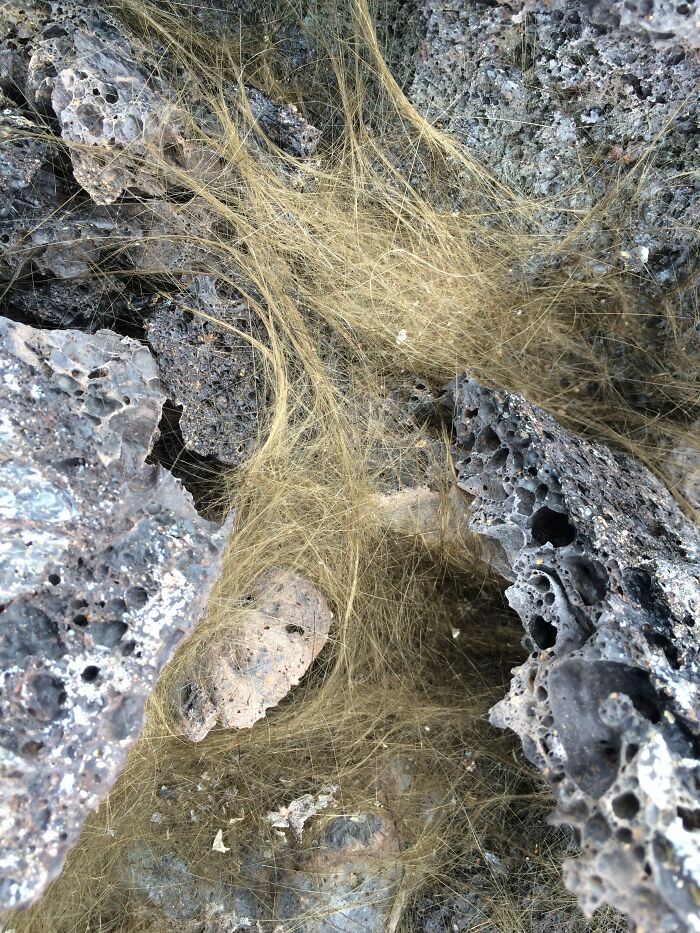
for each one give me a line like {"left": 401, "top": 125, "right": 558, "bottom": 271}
{"left": 562, "top": 556, "right": 608, "bottom": 605}
{"left": 678, "top": 807, "right": 700, "bottom": 831}
{"left": 126, "top": 586, "right": 149, "bottom": 608}
{"left": 612, "top": 792, "right": 640, "bottom": 820}
{"left": 585, "top": 813, "right": 611, "bottom": 843}
{"left": 81, "top": 665, "right": 100, "bottom": 682}
{"left": 476, "top": 426, "right": 501, "bottom": 453}
{"left": 530, "top": 506, "right": 576, "bottom": 548}
{"left": 530, "top": 614, "right": 556, "bottom": 650}
{"left": 90, "top": 620, "right": 128, "bottom": 648}
{"left": 643, "top": 627, "right": 681, "bottom": 669}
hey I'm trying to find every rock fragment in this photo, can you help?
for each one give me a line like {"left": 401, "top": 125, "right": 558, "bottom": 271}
{"left": 246, "top": 85, "right": 320, "bottom": 158}
{"left": 445, "top": 374, "right": 700, "bottom": 933}
{"left": 374, "top": 485, "right": 473, "bottom": 550}
{"left": 266, "top": 785, "right": 338, "bottom": 839}
{"left": 0, "top": 318, "right": 232, "bottom": 909}
{"left": 20, "top": 0, "right": 186, "bottom": 203}
{"left": 178, "top": 570, "right": 333, "bottom": 740}
{"left": 274, "top": 812, "right": 403, "bottom": 933}
{"left": 146, "top": 276, "right": 268, "bottom": 467}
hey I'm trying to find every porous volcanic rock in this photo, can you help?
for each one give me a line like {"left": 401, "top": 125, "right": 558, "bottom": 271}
{"left": 407, "top": 0, "right": 700, "bottom": 295}
{"left": 146, "top": 276, "right": 268, "bottom": 467}
{"left": 444, "top": 374, "right": 700, "bottom": 933}
{"left": 177, "top": 569, "right": 333, "bottom": 740}
{"left": 0, "top": 318, "right": 232, "bottom": 909}
{"left": 587, "top": 0, "right": 700, "bottom": 50}
{"left": 17, "top": 0, "right": 186, "bottom": 204}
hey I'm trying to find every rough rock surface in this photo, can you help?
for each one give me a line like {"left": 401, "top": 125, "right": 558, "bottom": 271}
{"left": 124, "top": 840, "right": 270, "bottom": 930}
{"left": 0, "top": 318, "right": 232, "bottom": 909}
{"left": 274, "top": 812, "right": 402, "bottom": 932}
{"left": 123, "top": 806, "right": 400, "bottom": 932}
{"left": 146, "top": 276, "right": 268, "bottom": 467}
{"left": 16, "top": 0, "right": 187, "bottom": 204}
{"left": 445, "top": 374, "right": 700, "bottom": 932}
{"left": 406, "top": 0, "right": 700, "bottom": 297}
{"left": 247, "top": 85, "right": 320, "bottom": 158}
{"left": 178, "top": 570, "right": 333, "bottom": 740}
{"left": 587, "top": 0, "right": 700, "bottom": 50}
{"left": 3, "top": 276, "right": 152, "bottom": 335}
{"left": 1, "top": 0, "right": 319, "bottom": 189}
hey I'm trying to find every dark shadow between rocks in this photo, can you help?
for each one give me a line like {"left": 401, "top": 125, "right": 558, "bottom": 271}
{"left": 148, "top": 401, "right": 230, "bottom": 521}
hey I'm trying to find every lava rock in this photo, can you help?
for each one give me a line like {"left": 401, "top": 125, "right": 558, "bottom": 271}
{"left": 587, "top": 0, "right": 700, "bottom": 50}
{"left": 0, "top": 318, "right": 232, "bottom": 909}
{"left": 247, "top": 85, "right": 320, "bottom": 158}
{"left": 445, "top": 374, "right": 700, "bottom": 933}
{"left": 177, "top": 570, "right": 333, "bottom": 740}
{"left": 2, "top": 276, "right": 152, "bottom": 334}
{"left": 20, "top": 0, "right": 186, "bottom": 204}
{"left": 406, "top": 0, "right": 700, "bottom": 295}
{"left": 146, "top": 276, "right": 268, "bottom": 467}
{"left": 123, "top": 841, "right": 268, "bottom": 929}
{"left": 274, "top": 812, "right": 403, "bottom": 932}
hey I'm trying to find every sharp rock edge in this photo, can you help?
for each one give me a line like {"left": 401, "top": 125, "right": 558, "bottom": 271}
{"left": 0, "top": 318, "right": 232, "bottom": 909}
{"left": 445, "top": 374, "right": 700, "bottom": 933}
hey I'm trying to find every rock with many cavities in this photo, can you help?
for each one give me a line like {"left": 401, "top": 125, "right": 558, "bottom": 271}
{"left": 0, "top": 318, "right": 232, "bottom": 909}
{"left": 444, "top": 374, "right": 700, "bottom": 933}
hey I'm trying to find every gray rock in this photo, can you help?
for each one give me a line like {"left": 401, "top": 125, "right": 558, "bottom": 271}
{"left": 2, "top": 204, "right": 124, "bottom": 281}
{"left": 445, "top": 374, "right": 700, "bottom": 932}
{"left": 406, "top": 0, "right": 700, "bottom": 296}
{"left": 0, "top": 108, "right": 55, "bottom": 211}
{"left": 406, "top": 893, "right": 496, "bottom": 933}
{"left": 587, "top": 0, "right": 700, "bottom": 50}
{"left": 246, "top": 85, "right": 320, "bottom": 158}
{"left": 146, "top": 276, "right": 268, "bottom": 466}
{"left": 0, "top": 318, "right": 232, "bottom": 909}
{"left": 121, "top": 805, "right": 400, "bottom": 932}
{"left": 2, "top": 0, "right": 320, "bottom": 207}
{"left": 19, "top": 0, "right": 185, "bottom": 204}
{"left": 274, "top": 812, "right": 403, "bottom": 932}
{"left": 2, "top": 276, "right": 151, "bottom": 334}
{"left": 123, "top": 841, "right": 267, "bottom": 928}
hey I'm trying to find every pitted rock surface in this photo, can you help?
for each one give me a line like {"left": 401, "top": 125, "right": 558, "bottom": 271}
{"left": 407, "top": 0, "right": 700, "bottom": 297}
{"left": 146, "top": 276, "right": 268, "bottom": 467}
{"left": 445, "top": 374, "right": 700, "bottom": 932}
{"left": 2, "top": 276, "right": 152, "bottom": 334}
{"left": 586, "top": 0, "right": 700, "bottom": 49}
{"left": 16, "top": 0, "right": 186, "bottom": 204}
{"left": 0, "top": 318, "right": 232, "bottom": 909}
{"left": 1, "top": 0, "right": 320, "bottom": 207}
{"left": 246, "top": 85, "right": 320, "bottom": 158}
